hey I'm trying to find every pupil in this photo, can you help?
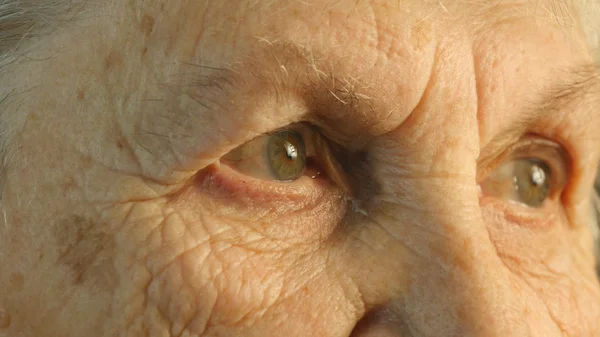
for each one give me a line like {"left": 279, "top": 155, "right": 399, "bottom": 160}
{"left": 530, "top": 164, "right": 546, "bottom": 186}
{"left": 284, "top": 141, "right": 297, "bottom": 160}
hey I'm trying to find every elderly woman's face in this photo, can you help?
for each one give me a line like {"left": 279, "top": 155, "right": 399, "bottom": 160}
{"left": 1, "top": 0, "right": 600, "bottom": 336}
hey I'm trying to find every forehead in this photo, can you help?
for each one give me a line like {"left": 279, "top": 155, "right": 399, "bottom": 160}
{"left": 143, "top": 0, "right": 598, "bottom": 131}
{"left": 175, "top": 0, "right": 595, "bottom": 74}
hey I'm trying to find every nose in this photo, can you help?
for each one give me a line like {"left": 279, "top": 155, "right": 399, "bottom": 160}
{"left": 346, "top": 194, "right": 535, "bottom": 336}
{"left": 342, "top": 128, "right": 545, "bottom": 337}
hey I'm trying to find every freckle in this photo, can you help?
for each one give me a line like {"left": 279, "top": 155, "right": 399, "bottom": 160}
{"left": 141, "top": 14, "right": 155, "bottom": 38}
{"left": 444, "top": 223, "right": 457, "bottom": 234}
{"left": 63, "top": 178, "right": 77, "bottom": 194}
{"left": 117, "top": 140, "right": 124, "bottom": 149}
{"left": 0, "top": 310, "right": 11, "bottom": 329}
{"left": 104, "top": 52, "right": 123, "bottom": 70}
{"left": 76, "top": 89, "right": 85, "bottom": 100}
{"left": 26, "top": 112, "right": 39, "bottom": 121}
{"left": 462, "top": 238, "right": 471, "bottom": 250}
{"left": 9, "top": 273, "right": 24, "bottom": 292}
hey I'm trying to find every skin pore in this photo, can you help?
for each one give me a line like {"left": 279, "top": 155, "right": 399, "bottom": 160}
{"left": 0, "top": 0, "right": 600, "bottom": 336}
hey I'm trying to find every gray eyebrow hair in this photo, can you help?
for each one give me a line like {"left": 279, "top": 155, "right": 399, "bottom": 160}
{"left": 541, "top": 63, "right": 600, "bottom": 113}
{"left": 522, "top": 62, "right": 600, "bottom": 130}
{"left": 0, "top": 1, "right": 76, "bottom": 70}
{"left": 480, "top": 62, "right": 600, "bottom": 165}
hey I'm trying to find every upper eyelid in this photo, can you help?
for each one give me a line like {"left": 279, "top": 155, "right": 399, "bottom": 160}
{"left": 512, "top": 140, "right": 570, "bottom": 179}
{"left": 477, "top": 135, "right": 570, "bottom": 182}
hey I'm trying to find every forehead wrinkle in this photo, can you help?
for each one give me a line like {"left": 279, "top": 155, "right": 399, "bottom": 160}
{"left": 255, "top": 41, "right": 406, "bottom": 146}
{"left": 194, "top": 38, "right": 388, "bottom": 142}
{"left": 161, "top": 39, "right": 378, "bottom": 147}
{"left": 247, "top": 40, "right": 384, "bottom": 145}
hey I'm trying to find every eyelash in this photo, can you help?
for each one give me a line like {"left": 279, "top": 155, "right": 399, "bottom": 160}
{"left": 486, "top": 136, "right": 569, "bottom": 190}
{"left": 214, "top": 123, "right": 350, "bottom": 197}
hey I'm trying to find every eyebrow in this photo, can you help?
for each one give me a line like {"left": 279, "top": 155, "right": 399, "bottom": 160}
{"left": 170, "top": 42, "right": 387, "bottom": 148}
{"left": 522, "top": 62, "right": 600, "bottom": 128}
{"left": 540, "top": 63, "right": 600, "bottom": 116}
{"left": 478, "top": 62, "right": 600, "bottom": 167}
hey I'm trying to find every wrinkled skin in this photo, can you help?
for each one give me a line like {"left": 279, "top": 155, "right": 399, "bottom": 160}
{"left": 1, "top": 0, "right": 600, "bottom": 336}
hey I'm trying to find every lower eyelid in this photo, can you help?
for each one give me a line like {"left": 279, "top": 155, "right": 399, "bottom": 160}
{"left": 191, "top": 163, "right": 348, "bottom": 242}
{"left": 480, "top": 195, "right": 563, "bottom": 230}
{"left": 202, "top": 162, "right": 338, "bottom": 205}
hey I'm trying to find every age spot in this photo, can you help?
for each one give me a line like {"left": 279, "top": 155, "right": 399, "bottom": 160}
{"left": 53, "top": 216, "right": 118, "bottom": 291}
{"left": 0, "top": 309, "right": 11, "bottom": 329}
{"left": 104, "top": 51, "right": 123, "bottom": 70}
{"left": 141, "top": 14, "right": 155, "bottom": 38}
{"left": 76, "top": 89, "right": 85, "bottom": 100}
{"left": 9, "top": 273, "right": 24, "bottom": 292}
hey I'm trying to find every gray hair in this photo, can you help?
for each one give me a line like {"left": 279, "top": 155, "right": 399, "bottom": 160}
{"left": 0, "top": 0, "right": 86, "bottom": 71}
{"left": 0, "top": 0, "right": 88, "bottom": 189}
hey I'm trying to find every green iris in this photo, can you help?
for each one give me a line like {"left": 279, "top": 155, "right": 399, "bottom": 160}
{"left": 514, "top": 159, "right": 551, "bottom": 208}
{"left": 266, "top": 130, "right": 307, "bottom": 181}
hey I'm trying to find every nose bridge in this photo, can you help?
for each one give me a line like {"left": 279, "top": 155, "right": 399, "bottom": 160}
{"left": 361, "top": 189, "right": 534, "bottom": 337}
{"left": 353, "top": 137, "right": 536, "bottom": 336}
{"left": 396, "top": 216, "right": 529, "bottom": 336}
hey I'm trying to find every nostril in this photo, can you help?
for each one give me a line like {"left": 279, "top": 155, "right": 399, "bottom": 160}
{"left": 349, "top": 307, "right": 406, "bottom": 337}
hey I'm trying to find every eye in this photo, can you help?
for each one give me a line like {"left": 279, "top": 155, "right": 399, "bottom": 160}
{"left": 219, "top": 124, "right": 349, "bottom": 186}
{"left": 480, "top": 138, "right": 568, "bottom": 209}
{"left": 265, "top": 130, "right": 307, "bottom": 181}
{"left": 513, "top": 159, "right": 552, "bottom": 207}
{"left": 221, "top": 128, "right": 309, "bottom": 182}
{"left": 482, "top": 159, "right": 551, "bottom": 208}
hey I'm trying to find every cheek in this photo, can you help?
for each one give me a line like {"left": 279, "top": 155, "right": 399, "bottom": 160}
{"left": 108, "top": 199, "right": 361, "bottom": 336}
{"left": 481, "top": 204, "right": 600, "bottom": 333}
